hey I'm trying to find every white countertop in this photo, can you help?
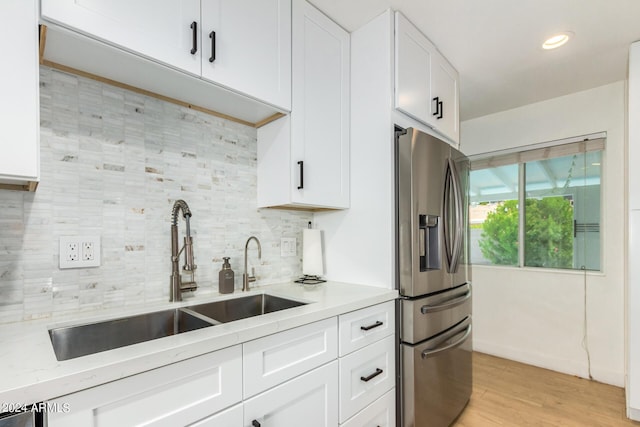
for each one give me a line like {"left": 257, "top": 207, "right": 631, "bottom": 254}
{"left": 0, "top": 281, "right": 397, "bottom": 406}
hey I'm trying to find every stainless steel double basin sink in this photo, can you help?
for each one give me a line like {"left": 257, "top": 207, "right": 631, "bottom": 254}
{"left": 49, "top": 294, "right": 308, "bottom": 361}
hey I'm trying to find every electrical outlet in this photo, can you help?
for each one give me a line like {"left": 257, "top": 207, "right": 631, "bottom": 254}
{"left": 82, "top": 241, "right": 94, "bottom": 261}
{"left": 60, "top": 236, "right": 101, "bottom": 269}
{"left": 67, "top": 242, "right": 78, "bottom": 261}
{"left": 280, "top": 237, "right": 297, "bottom": 257}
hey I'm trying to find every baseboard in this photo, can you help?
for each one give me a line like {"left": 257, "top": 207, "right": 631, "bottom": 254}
{"left": 473, "top": 339, "right": 624, "bottom": 387}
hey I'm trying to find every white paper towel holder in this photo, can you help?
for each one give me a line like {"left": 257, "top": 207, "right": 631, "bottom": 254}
{"left": 295, "top": 222, "right": 327, "bottom": 285}
{"left": 294, "top": 274, "right": 326, "bottom": 285}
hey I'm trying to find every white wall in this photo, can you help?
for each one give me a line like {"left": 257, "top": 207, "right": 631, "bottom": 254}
{"left": 461, "top": 81, "right": 626, "bottom": 386}
{"left": 626, "top": 41, "right": 640, "bottom": 420}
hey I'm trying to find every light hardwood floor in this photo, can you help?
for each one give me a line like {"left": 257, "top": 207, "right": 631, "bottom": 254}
{"left": 454, "top": 352, "right": 640, "bottom": 426}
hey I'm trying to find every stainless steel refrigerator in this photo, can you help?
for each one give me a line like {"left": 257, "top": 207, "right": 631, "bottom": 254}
{"left": 395, "top": 127, "right": 472, "bottom": 427}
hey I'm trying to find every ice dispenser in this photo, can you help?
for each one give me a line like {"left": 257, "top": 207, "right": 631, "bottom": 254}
{"left": 419, "top": 214, "right": 440, "bottom": 271}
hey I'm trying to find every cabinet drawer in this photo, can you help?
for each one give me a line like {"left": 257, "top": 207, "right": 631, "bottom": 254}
{"left": 48, "top": 345, "right": 242, "bottom": 427}
{"left": 340, "top": 388, "right": 396, "bottom": 427}
{"left": 243, "top": 317, "right": 338, "bottom": 398}
{"left": 189, "top": 403, "right": 243, "bottom": 427}
{"left": 339, "top": 301, "right": 395, "bottom": 356}
{"left": 339, "top": 335, "right": 395, "bottom": 423}
{"left": 244, "top": 361, "right": 339, "bottom": 427}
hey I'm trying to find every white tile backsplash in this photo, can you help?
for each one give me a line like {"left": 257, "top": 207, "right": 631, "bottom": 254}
{"left": 0, "top": 66, "right": 310, "bottom": 323}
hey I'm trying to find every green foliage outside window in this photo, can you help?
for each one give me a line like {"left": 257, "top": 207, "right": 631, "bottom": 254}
{"left": 478, "top": 200, "right": 519, "bottom": 265}
{"left": 479, "top": 197, "right": 574, "bottom": 268}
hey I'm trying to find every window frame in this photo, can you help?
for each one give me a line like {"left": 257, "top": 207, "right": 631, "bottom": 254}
{"left": 469, "top": 133, "right": 605, "bottom": 272}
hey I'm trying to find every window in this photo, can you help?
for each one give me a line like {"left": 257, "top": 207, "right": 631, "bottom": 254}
{"left": 469, "top": 137, "right": 603, "bottom": 271}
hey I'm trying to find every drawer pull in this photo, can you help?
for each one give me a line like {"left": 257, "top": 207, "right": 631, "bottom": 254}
{"left": 360, "top": 320, "right": 383, "bottom": 331}
{"left": 252, "top": 421, "right": 261, "bottom": 427}
{"left": 360, "top": 368, "right": 383, "bottom": 382}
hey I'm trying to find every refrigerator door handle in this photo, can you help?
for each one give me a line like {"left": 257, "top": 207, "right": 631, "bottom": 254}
{"left": 443, "top": 162, "right": 454, "bottom": 270}
{"left": 421, "top": 322, "right": 472, "bottom": 359}
{"left": 448, "top": 158, "right": 464, "bottom": 273}
{"left": 420, "top": 286, "right": 471, "bottom": 314}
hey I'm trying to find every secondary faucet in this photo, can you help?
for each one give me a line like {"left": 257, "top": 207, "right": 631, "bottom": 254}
{"left": 243, "top": 236, "right": 262, "bottom": 292}
{"left": 170, "top": 199, "right": 197, "bottom": 302}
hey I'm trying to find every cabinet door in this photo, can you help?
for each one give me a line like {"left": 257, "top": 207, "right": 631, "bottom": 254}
{"left": 41, "top": 0, "right": 201, "bottom": 75}
{"left": 339, "top": 301, "right": 395, "bottom": 357}
{"left": 339, "top": 335, "right": 395, "bottom": 423}
{"left": 394, "top": 11, "right": 436, "bottom": 127}
{"left": 244, "top": 361, "right": 339, "bottom": 427}
{"left": 243, "top": 317, "right": 338, "bottom": 398}
{"left": 431, "top": 54, "right": 460, "bottom": 143}
{"left": 189, "top": 403, "right": 243, "bottom": 427}
{"left": 47, "top": 346, "right": 242, "bottom": 427}
{"left": 340, "top": 389, "right": 395, "bottom": 427}
{"left": 290, "top": 0, "right": 350, "bottom": 209}
{"left": 201, "top": 0, "right": 291, "bottom": 110}
{"left": 0, "top": 0, "right": 39, "bottom": 188}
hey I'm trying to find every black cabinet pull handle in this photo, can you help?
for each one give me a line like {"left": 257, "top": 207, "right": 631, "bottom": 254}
{"left": 209, "top": 30, "right": 216, "bottom": 62}
{"left": 437, "top": 100, "right": 443, "bottom": 119}
{"left": 252, "top": 421, "right": 261, "bottom": 427}
{"left": 360, "top": 320, "right": 383, "bottom": 331}
{"left": 190, "top": 21, "right": 198, "bottom": 55}
{"left": 360, "top": 368, "right": 383, "bottom": 382}
{"left": 297, "top": 161, "right": 304, "bottom": 189}
{"left": 432, "top": 96, "right": 440, "bottom": 116}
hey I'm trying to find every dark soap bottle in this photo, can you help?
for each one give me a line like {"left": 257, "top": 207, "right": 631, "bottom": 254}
{"left": 219, "top": 257, "right": 235, "bottom": 294}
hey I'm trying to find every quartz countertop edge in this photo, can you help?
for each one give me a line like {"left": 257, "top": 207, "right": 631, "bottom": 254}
{"left": 0, "top": 281, "right": 398, "bottom": 405}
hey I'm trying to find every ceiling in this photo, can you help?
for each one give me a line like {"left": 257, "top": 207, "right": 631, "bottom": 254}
{"left": 307, "top": 0, "right": 640, "bottom": 121}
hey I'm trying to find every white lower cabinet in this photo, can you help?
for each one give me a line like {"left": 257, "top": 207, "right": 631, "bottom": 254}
{"left": 244, "top": 361, "right": 339, "bottom": 427}
{"left": 243, "top": 317, "right": 338, "bottom": 398}
{"left": 189, "top": 403, "right": 244, "bottom": 427}
{"left": 339, "top": 301, "right": 395, "bottom": 356}
{"left": 47, "top": 345, "right": 242, "bottom": 427}
{"left": 338, "top": 303, "right": 396, "bottom": 426}
{"left": 341, "top": 389, "right": 396, "bottom": 427}
{"left": 339, "top": 335, "right": 395, "bottom": 423}
{"left": 46, "top": 301, "right": 396, "bottom": 427}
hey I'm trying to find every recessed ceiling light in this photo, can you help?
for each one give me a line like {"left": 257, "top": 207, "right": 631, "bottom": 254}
{"left": 542, "top": 32, "right": 573, "bottom": 50}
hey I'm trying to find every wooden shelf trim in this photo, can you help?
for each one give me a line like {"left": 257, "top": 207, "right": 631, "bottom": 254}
{"left": 38, "top": 25, "right": 285, "bottom": 129}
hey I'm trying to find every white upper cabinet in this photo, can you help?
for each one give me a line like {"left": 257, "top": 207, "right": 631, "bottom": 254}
{"left": 0, "top": 0, "right": 39, "bottom": 191}
{"left": 41, "top": 0, "right": 202, "bottom": 76}
{"left": 257, "top": 0, "right": 350, "bottom": 210}
{"left": 201, "top": 0, "right": 291, "bottom": 110}
{"left": 40, "top": 0, "right": 292, "bottom": 114}
{"left": 394, "top": 11, "right": 459, "bottom": 144}
{"left": 431, "top": 52, "right": 459, "bottom": 143}
{"left": 394, "top": 12, "right": 435, "bottom": 126}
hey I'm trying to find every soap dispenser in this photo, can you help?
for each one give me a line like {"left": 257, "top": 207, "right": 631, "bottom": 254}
{"left": 218, "top": 257, "right": 235, "bottom": 294}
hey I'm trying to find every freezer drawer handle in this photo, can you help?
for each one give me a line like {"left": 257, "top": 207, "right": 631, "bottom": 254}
{"left": 420, "top": 288, "right": 471, "bottom": 314}
{"left": 360, "top": 320, "right": 383, "bottom": 331}
{"left": 360, "top": 368, "right": 383, "bottom": 382}
{"left": 421, "top": 324, "right": 472, "bottom": 359}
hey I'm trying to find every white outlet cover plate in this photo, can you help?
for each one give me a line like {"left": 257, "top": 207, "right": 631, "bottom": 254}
{"left": 59, "top": 236, "right": 101, "bottom": 269}
{"left": 280, "top": 237, "right": 297, "bottom": 257}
